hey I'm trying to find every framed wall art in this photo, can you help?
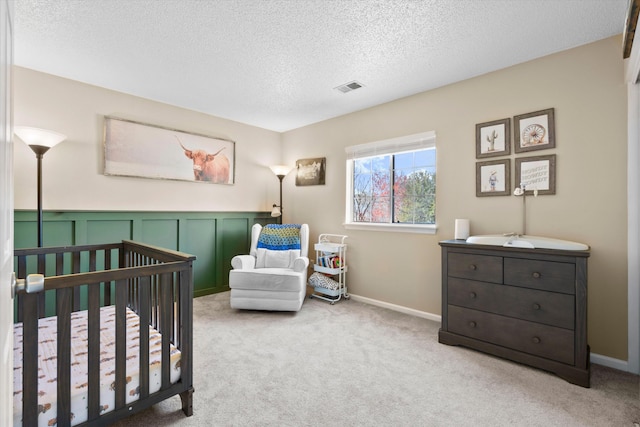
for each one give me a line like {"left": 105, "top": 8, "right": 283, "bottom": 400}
{"left": 104, "top": 116, "right": 235, "bottom": 184}
{"left": 295, "top": 157, "right": 326, "bottom": 186}
{"left": 515, "top": 154, "right": 556, "bottom": 195}
{"left": 514, "top": 108, "right": 555, "bottom": 153}
{"left": 476, "top": 159, "right": 511, "bottom": 197}
{"left": 476, "top": 118, "right": 511, "bottom": 158}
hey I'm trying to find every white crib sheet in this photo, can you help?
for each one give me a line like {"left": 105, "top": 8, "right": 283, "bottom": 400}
{"left": 13, "top": 305, "right": 181, "bottom": 427}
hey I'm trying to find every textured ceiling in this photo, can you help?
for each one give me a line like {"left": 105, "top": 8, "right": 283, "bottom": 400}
{"left": 14, "top": 0, "right": 628, "bottom": 132}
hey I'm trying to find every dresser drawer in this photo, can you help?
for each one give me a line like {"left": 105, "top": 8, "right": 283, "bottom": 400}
{"left": 504, "top": 258, "right": 575, "bottom": 294}
{"left": 447, "top": 305, "right": 575, "bottom": 365}
{"left": 448, "top": 278, "right": 575, "bottom": 329}
{"left": 448, "top": 253, "right": 502, "bottom": 284}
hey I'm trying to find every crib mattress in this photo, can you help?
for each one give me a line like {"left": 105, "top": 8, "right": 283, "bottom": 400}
{"left": 13, "top": 305, "right": 181, "bottom": 427}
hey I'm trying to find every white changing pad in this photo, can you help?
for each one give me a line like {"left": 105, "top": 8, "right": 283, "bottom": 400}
{"left": 13, "top": 305, "right": 181, "bottom": 427}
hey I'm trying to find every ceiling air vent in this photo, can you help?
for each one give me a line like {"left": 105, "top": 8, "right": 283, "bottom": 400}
{"left": 335, "top": 80, "right": 364, "bottom": 94}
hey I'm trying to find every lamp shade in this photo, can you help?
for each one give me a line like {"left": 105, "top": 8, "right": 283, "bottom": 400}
{"left": 271, "top": 206, "right": 282, "bottom": 217}
{"left": 14, "top": 126, "right": 66, "bottom": 148}
{"left": 269, "top": 164, "right": 292, "bottom": 177}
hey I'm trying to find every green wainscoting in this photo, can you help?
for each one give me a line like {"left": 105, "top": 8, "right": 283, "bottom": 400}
{"left": 14, "top": 210, "right": 277, "bottom": 297}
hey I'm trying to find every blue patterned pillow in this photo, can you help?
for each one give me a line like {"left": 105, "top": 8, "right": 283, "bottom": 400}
{"left": 257, "top": 224, "right": 301, "bottom": 251}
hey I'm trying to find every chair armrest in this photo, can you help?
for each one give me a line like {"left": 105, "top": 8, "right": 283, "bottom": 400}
{"left": 292, "top": 256, "right": 309, "bottom": 273}
{"left": 231, "top": 255, "right": 256, "bottom": 270}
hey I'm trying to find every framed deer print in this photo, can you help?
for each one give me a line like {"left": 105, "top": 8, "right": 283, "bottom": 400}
{"left": 104, "top": 116, "right": 235, "bottom": 184}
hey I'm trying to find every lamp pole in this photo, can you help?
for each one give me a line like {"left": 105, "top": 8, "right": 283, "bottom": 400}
{"left": 276, "top": 174, "right": 284, "bottom": 224}
{"left": 30, "top": 145, "right": 50, "bottom": 247}
{"left": 269, "top": 165, "right": 292, "bottom": 224}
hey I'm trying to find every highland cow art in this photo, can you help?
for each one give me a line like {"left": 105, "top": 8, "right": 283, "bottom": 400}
{"left": 104, "top": 116, "right": 235, "bottom": 184}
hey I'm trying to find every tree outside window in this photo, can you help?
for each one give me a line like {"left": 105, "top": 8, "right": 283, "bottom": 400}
{"left": 352, "top": 148, "right": 435, "bottom": 225}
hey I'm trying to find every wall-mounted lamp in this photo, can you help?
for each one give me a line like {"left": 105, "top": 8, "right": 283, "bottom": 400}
{"left": 269, "top": 165, "right": 292, "bottom": 224}
{"left": 14, "top": 126, "right": 66, "bottom": 247}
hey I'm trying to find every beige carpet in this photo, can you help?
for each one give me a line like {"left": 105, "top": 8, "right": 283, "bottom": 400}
{"left": 114, "top": 291, "right": 640, "bottom": 426}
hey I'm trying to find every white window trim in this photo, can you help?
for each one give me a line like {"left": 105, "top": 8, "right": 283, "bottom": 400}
{"left": 345, "top": 130, "right": 436, "bottom": 159}
{"left": 344, "top": 131, "right": 436, "bottom": 233}
{"left": 343, "top": 222, "right": 437, "bottom": 234}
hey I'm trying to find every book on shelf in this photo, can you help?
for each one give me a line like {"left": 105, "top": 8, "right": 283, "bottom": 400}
{"left": 317, "top": 255, "right": 342, "bottom": 268}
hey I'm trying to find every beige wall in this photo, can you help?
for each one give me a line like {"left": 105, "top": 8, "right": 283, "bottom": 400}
{"left": 13, "top": 67, "right": 283, "bottom": 212}
{"left": 282, "top": 36, "right": 628, "bottom": 360}
{"left": 13, "top": 36, "right": 629, "bottom": 361}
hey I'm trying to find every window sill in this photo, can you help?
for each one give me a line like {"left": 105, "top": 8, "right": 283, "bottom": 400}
{"left": 343, "top": 222, "right": 437, "bottom": 234}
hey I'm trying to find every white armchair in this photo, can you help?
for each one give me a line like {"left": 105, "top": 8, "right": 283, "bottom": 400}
{"left": 229, "top": 223, "right": 309, "bottom": 311}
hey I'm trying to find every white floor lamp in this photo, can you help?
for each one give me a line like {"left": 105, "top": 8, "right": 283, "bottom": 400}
{"left": 14, "top": 126, "right": 66, "bottom": 247}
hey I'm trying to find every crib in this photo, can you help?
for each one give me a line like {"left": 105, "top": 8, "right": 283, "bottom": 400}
{"left": 13, "top": 240, "right": 195, "bottom": 427}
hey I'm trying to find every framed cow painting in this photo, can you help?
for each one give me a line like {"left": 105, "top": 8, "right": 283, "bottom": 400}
{"left": 295, "top": 157, "right": 326, "bottom": 186}
{"left": 104, "top": 116, "right": 235, "bottom": 184}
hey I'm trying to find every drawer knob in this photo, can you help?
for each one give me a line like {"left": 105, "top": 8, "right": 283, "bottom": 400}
{"left": 532, "top": 303, "right": 541, "bottom": 310}
{"left": 468, "top": 264, "right": 477, "bottom": 270}
{"left": 468, "top": 321, "right": 477, "bottom": 328}
{"left": 532, "top": 272, "right": 541, "bottom": 279}
{"left": 532, "top": 336, "right": 541, "bottom": 344}
{"left": 469, "top": 292, "right": 477, "bottom": 299}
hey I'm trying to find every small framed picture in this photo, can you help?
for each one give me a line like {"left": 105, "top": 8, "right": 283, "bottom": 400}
{"left": 476, "top": 159, "right": 511, "bottom": 197}
{"left": 295, "top": 157, "right": 326, "bottom": 186}
{"left": 514, "top": 108, "right": 555, "bottom": 153}
{"left": 476, "top": 118, "right": 511, "bottom": 158}
{"left": 515, "top": 154, "right": 556, "bottom": 195}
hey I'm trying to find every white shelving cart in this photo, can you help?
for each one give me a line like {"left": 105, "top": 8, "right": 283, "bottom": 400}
{"left": 309, "top": 234, "right": 348, "bottom": 304}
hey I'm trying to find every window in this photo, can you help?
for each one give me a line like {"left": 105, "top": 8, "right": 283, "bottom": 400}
{"left": 345, "top": 131, "right": 436, "bottom": 233}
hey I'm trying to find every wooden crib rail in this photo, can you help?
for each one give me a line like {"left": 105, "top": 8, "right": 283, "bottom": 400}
{"left": 122, "top": 240, "right": 196, "bottom": 264}
{"left": 13, "top": 240, "right": 195, "bottom": 427}
{"left": 14, "top": 241, "right": 195, "bottom": 317}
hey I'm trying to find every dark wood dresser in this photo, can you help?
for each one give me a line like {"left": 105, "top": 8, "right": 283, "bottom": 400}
{"left": 438, "top": 240, "right": 590, "bottom": 387}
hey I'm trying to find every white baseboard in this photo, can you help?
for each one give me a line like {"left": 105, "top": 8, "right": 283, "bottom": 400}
{"left": 348, "top": 293, "right": 634, "bottom": 374}
{"left": 347, "top": 293, "right": 442, "bottom": 323}
{"left": 590, "top": 352, "right": 631, "bottom": 372}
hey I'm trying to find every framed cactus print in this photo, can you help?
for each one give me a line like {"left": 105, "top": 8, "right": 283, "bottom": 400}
{"left": 476, "top": 118, "right": 511, "bottom": 159}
